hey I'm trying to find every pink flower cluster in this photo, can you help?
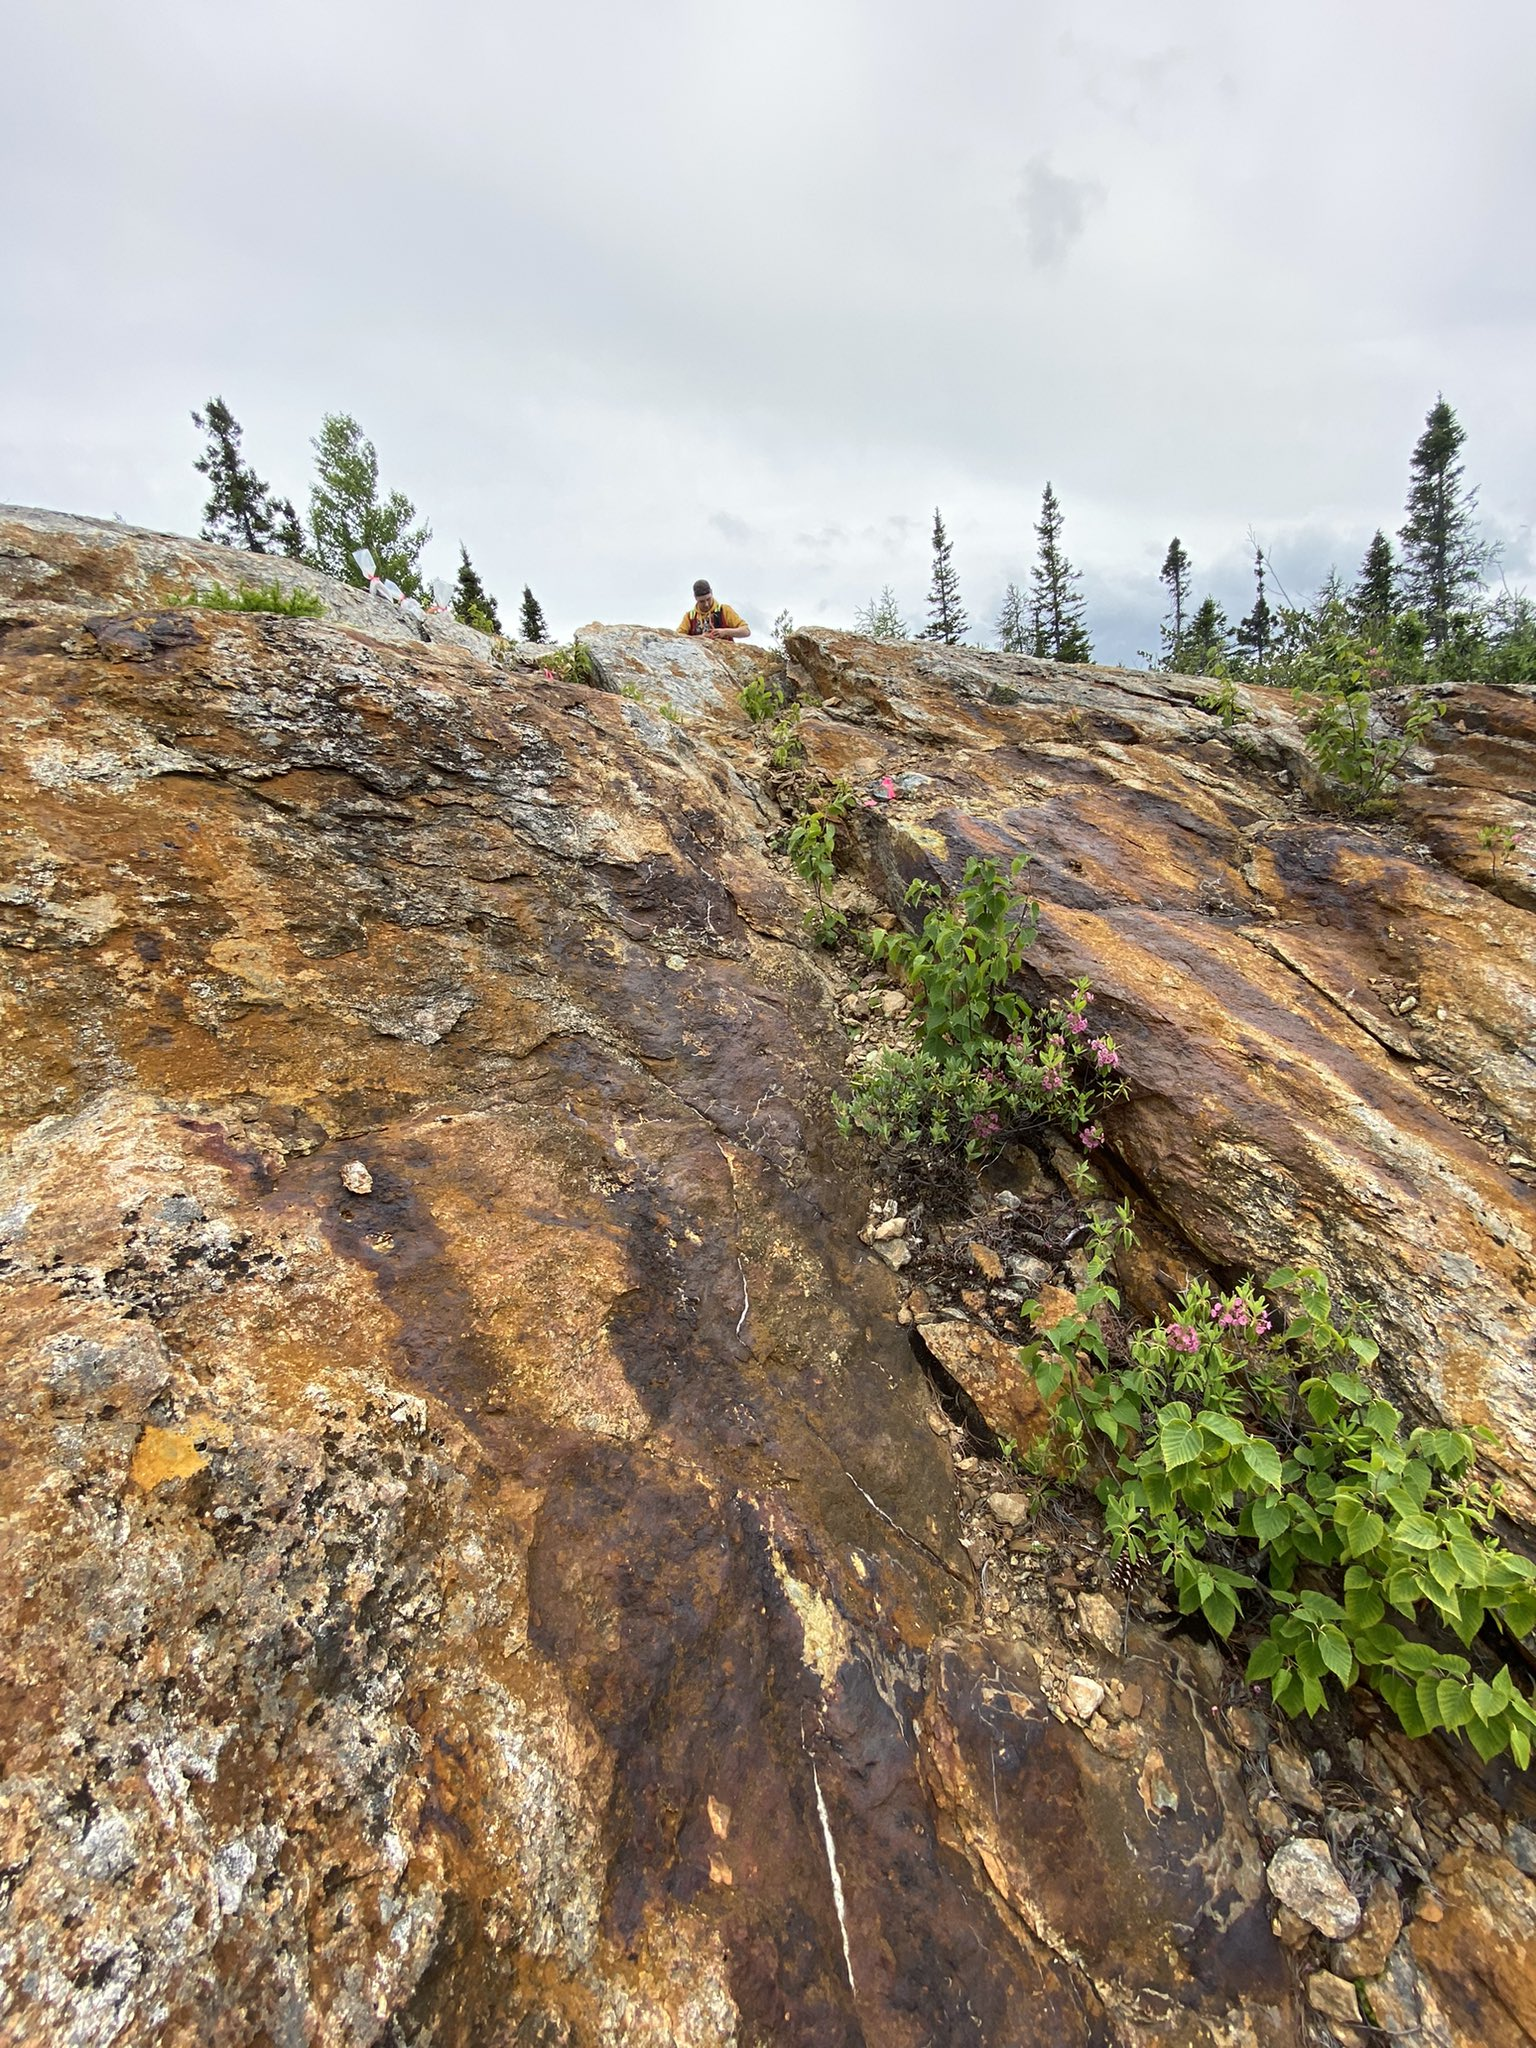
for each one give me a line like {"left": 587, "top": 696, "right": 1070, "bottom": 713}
{"left": 1166, "top": 1322, "right": 1201, "bottom": 1354}
{"left": 1079, "top": 1123, "right": 1103, "bottom": 1150}
{"left": 1214, "top": 1296, "right": 1271, "bottom": 1337}
{"left": 1090, "top": 1038, "right": 1119, "bottom": 1069}
{"left": 1065, "top": 1012, "right": 1088, "bottom": 1036}
{"left": 1039, "top": 1069, "right": 1064, "bottom": 1095}
{"left": 971, "top": 1110, "right": 1002, "bottom": 1138}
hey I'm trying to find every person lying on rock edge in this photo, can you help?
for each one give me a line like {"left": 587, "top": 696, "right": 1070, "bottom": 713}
{"left": 678, "top": 579, "right": 750, "bottom": 639}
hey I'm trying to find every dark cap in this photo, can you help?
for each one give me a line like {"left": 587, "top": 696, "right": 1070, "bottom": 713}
{"left": 692, "top": 579, "right": 712, "bottom": 598}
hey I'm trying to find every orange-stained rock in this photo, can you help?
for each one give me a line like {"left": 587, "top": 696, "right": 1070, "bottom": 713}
{"left": 1409, "top": 1847, "right": 1536, "bottom": 2047}
{"left": 786, "top": 627, "right": 1536, "bottom": 1517}
{"left": 1, "top": 508, "right": 1532, "bottom": 2047}
{"left": 917, "top": 1318, "right": 1051, "bottom": 1451}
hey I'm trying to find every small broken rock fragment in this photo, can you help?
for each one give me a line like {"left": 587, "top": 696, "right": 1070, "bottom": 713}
{"left": 967, "top": 1241, "right": 1005, "bottom": 1281}
{"left": 1266, "top": 1836, "right": 1361, "bottom": 1939}
{"left": 1063, "top": 1675, "right": 1105, "bottom": 1722}
{"left": 341, "top": 1160, "right": 373, "bottom": 1195}
{"left": 1333, "top": 1874, "right": 1403, "bottom": 1979}
{"left": 1075, "top": 1591, "right": 1123, "bottom": 1656}
{"left": 873, "top": 1239, "right": 912, "bottom": 1270}
{"left": 987, "top": 1491, "right": 1033, "bottom": 1527}
{"left": 1306, "top": 1970, "right": 1362, "bottom": 2029}
{"left": 1270, "top": 1744, "right": 1324, "bottom": 1814}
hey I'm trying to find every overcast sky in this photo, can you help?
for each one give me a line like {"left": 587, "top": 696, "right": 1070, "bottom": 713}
{"left": 5, "top": 0, "right": 1534, "bottom": 659}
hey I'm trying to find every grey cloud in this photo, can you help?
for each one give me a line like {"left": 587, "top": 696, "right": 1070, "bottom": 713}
{"left": 709, "top": 512, "right": 759, "bottom": 544}
{"left": 1, "top": 0, "right": 1532, "bottom": 661}
{"left": 1015, "top": 155, "right": 1105, "bottom": 269}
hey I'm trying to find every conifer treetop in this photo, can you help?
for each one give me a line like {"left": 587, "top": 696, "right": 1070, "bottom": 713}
{"left": 922, "top": 507, "right": 968, "bottom": 645}
{"left": 454, "top": 544, "right": 502, "bottom": 634}
{"left": 1398, "top": 396, "right": 1490, "bottom": 648}
{"left": 1029, "top": 483, "right": 1092, "bottom": 662}
{"left": 192, "top": 397, "right": 305, "bottom": 559}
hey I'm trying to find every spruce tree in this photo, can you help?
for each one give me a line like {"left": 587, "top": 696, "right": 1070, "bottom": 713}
{"left": 308, "top": 413, "right": 431, "bottom": 596}
{"left": 1398, "top": 397, "right": 1489, "bottom": 649}
{"left": 1159, "top": 537, "right": 1191, "bottom": 664}
{"left": 1234, "top": 545, "right": 1275, "bottom": 677}
{"left": 922, "top": 508, "right": 967, "bottom": 645}
{"left": 1184, "top": 596, "right": 1231, "bottom": 675}
{"left": 1028, "top": 483, "right": 1092, "bottom": 661}
{"left": 191, "top": 397, "right": 305, "bottom": 557}
{"left": 995, "top": 581, "right": 1028, "bottom": 654}
{"left": 1352, "top": 530, "right": 1397, "bottom": 631}
{"left": 451, "top": 546, "right": 501, "bottom": 633}
{"left": 854, "top": 586, "right": 907, "bottom": 640}
{"left": 519, "top": 586, "right": 549, "bottom": 642}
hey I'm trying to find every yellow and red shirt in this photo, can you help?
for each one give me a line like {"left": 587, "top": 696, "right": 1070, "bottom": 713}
{"left": 678, "top": 601, "right": 747, "bottom": 635}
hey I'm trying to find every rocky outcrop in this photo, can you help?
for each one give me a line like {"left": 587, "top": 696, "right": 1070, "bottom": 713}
{"left": 780, "top": 628, "right": 1536, "bottom": 1518}
{"left": 1, "top": 507, "right": 1534, "bottom": 2046}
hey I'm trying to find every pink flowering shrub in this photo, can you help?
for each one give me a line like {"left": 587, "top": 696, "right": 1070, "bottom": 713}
{"left": 1022, "top": 1217, "right": 1536, "bottom": 1765}
{"left": 838, "top": 855, "right": 1127, "bottom": 1159}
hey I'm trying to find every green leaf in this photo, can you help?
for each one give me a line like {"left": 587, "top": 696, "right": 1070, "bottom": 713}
{"left": 1202, "top": 1586, "right": 1238, "bottom": 1638}
{"left": 1378, "top": 1672, "right": 1429, "bottom": 1738}
{"left": 1352, "top": 1620, "right": 1405, "bottom": 1666}
{"left": 1318, "top": 1627, "right": 1354, "bottom": 1684}
{"left": 1250, "top": 1497, "right": 1290, "bottom": 1545}
{"left": 1392, "top": 1512, "right": 1439, "bottom": 1552}
{"left": 1198, "top": 1411, "right": 1247, "bottom": 1446}
{"left": 1447, "top": 1529, "right": 1489, "bottom": 1583}
{"left": 1246, "top": 1638, "right": 1284, "bottom": 1684}
{"left": 1158, "top": 1408, "right": 1204, "bottom": 1470}
{"left": 1434, "top": 1678, "right": 1472, "bottom": 1730}
{"left": 1242, "top": 1438, "right": 1285, "bottom": 1491}
{"left": 1344, "top": 1508, "right": 1386, "bottom": 1558}
{"left": 1032, "top": 1355, "right": 1066, "bottom": 1400}
{"left": 1467, "top": 1714, "right": 1506, "bottom": 1763}
{"left": 1343, "top": 1579, "right": 1385, "bottom": 1630}
{"left": 1390, "top": 1641, "right": 1441, "bottom": 1676}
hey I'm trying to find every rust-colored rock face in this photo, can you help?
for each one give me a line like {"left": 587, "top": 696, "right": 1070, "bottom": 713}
{"left": 786, "top": 628, "right": 1536, "bottom": 1517}
{"left": 1, "top": 508, "right": 1533, "bottom": 2045}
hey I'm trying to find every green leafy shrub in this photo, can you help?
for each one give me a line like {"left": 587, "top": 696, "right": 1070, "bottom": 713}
{"left": 539, "top": 639, "right": 598, "bottom": 686}
{"left": 1023, "top": 1226, "right": 1536, "bottom": 1763}
{"left": 1479, "top": 822, "right": 1529, "bottom": 877}
{"left": 1292, "top": 639, "right": 1441, "bottom": 811}
{"left": 765, "top": 704, "right": 803, "bottom": 771}
{"left": 740, "top": 673, "right": 785, "bottom": 722}
{"left": 873, "top": 855, "right": 1038, "bottom": 1058}
{"left": 177, "top": 580, "right": 323, "bottom": 617}
{"left": 838, "top": 856, "right": 1124, "bottom": 1156}
{"left": 1197, "top": 675, "right": 1245, "bottom": 727}
{"left": 785, "top": 781, "right": 855, "bottom": 944}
